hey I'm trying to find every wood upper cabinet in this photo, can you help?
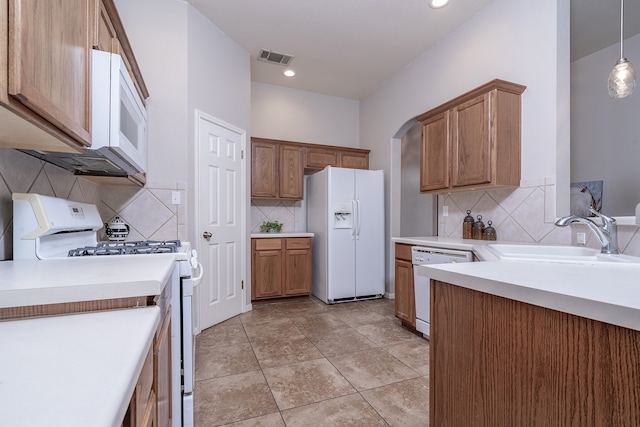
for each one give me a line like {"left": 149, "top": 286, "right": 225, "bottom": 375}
{"left": 394, "top": 243, "right": 415, "bottom": 328}
{"left": 251, "top": 142, "right": 278, "bottom": 198}
{"left": 417, "top": 79, "right": 526, "bottom": 194}
{"left": 251, "top": 138, "right": 370, "bottom": 200}
{"left": 2, "top": 0, "right": 93, "bottom": 150}
{"left": 279, "top": 144, "right": 304, "bottom": 199}
{"left": 304, "top": 145, "right": 370, "bottom": 171}
{"left": 94, "top": 0, "right": 149, "bottom": 103}
{"left": 252, "top": 237, "right": 312, "bottom": 300}
{"left": 251, "top": 141, "right": 303, "bottom": 200}
{"left": 420, "top": 111, "right": 450, "bottom": 192}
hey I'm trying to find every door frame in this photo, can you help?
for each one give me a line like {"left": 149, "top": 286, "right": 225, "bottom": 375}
{"left": 193, "top": 109, "right": 248, "bottom": 334}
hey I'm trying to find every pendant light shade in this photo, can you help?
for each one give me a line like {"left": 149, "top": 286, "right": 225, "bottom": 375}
{"left": 608, "top": 0, "right": 636, "bottom": 98}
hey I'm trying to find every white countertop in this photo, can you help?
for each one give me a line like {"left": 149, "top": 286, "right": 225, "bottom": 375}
{"left": 0, "top": 306, "right": 160, "bottom": 427}
{"left": 395, "top": 236, "right": 640, "bottom": 331}
{"left": 420, "top": 261, "right": 640, "bottom": 331}
{"left": 251, "top": 232, "right": 314, "bottom": 238}
{"left": 0, "top": 254, "right": 177, "bottom": 308}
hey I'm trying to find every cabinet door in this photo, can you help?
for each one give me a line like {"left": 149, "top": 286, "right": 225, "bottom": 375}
{"left": 305, "top": 146, "right": 339, "bottom": 170}
{"left": 339, "top": 151, "right": 369, "bottom": 170}
{"left": 451, "top": 93, "right": 491, "bottom": 187}
{"left": 278, "top": 145, "right": 304, "bottom": 199}
{"left": 394, "top": 258, "right": 415, "bottom": 327}
{"left": 420, "top": 111, "right": 450, "bottom": 192}
{"left": 253, "top": 249, "right": 283, "bottom": 299}
{"left": 95, "top": 0, "right": 117, "bottom": 52}
{"left": 251, "top": 142, "right": 278, "bottom": 198}
{"left": 284, "top": 239, "right": 312, "bottom": 296}
{"left": 154, "top": 313, "right": 171, "bottom": 427}
{"left": 8, "top": 0, "right": 92, "bottom": 146}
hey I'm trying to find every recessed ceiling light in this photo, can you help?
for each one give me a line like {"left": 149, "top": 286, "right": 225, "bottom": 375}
{"left": 284, "top": 69, "right": 295, "bottom": 77}
{"left": 429, "top": 0, "right": 449, "bottom": 8}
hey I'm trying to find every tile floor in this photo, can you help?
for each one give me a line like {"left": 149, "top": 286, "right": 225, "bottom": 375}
{"left": 194, "top": 297, "right": 430, "bottom": 426}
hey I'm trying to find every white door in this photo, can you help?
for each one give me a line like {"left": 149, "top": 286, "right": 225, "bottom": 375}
{"left": 197, "top": 112, "right": 245, "bottom": 330}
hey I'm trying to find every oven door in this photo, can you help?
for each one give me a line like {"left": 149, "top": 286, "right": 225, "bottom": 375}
{"left": 181, "top": 263, "right": 202, "bottom": 427}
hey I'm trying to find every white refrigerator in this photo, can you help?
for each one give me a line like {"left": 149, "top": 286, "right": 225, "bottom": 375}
{"left": 307, "top": 167, "right": 385, "bottom": 303}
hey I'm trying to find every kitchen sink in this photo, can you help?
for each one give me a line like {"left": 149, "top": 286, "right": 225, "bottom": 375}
{"left": 485, "top": 243, "right": 640, "bottom": 264}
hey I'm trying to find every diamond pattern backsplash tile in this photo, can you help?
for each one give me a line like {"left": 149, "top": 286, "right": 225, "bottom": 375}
{"left": 251, "top": 200, "right": 301, "bottom": 233}
{"left": 0, "top": 148, "right": 187, "bottom": 260}
{"left": 0, "top": 149, "right": 101, "bottom": 260}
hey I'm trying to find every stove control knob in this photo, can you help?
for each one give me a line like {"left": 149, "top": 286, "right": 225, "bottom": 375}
{"left": 202, "top": 231, "right": 212, "bottom": 240}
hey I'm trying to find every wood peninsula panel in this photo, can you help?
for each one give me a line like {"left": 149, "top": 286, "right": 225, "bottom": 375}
{"left": 431, "top": 280, "right": 640, "bottom": 426}
{"left": 0, "top": 296, "right": 148, "bottom": 320}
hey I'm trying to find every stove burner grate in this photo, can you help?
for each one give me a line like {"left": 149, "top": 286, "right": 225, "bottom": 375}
{"left": 68, "top": 240, "right": 182, "bottom": 257}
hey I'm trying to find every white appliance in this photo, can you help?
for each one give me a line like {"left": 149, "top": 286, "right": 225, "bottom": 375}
{"left": 412, "top": 246, "right": 472, "bottom": 338}
{"left": 12, "top": 193, "right": 200, "bottom": 427}
{"left": 307, "top": 167, "right": 385, "bottom": 303}
{"left": 20, "top": 50, "right": 147, "bottom": 178}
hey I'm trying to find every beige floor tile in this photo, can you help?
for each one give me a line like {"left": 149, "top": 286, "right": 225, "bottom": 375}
{"left": 280, "top": 393, "right": 387, "bottom": 426}
{"left": 251, "top": 334, "right": 323, "bottom": 369}
{"left": 333, "top": 309, "right": 389, "bottom": 326}
{"left": 274, "top": 300, "right": 328, "bottom": 317}
{"left": 384, "top": 339, "right": 430, "bottom": 376}
{"left": 197, "top": 324, "right": 248, "bottom": 350}
{"left": 213, "top": 315, "right": 242, "bottom": 327}
{"left": 288, "top": 312, "right": 350, "bottom": 335}
{"left": 361, "top": 377, "right": 430, "bottom": 427}
{"left": 329, "top": 347, "right": 419, "bottom": 391}
{"left": 308, "top": 327, "right": 377, "bottom": 357}
{"left": 243, "top": 318, "right": 302, "bottom": 344}
{"left": 194, "top": 371, "right": 278, "bottom": 426}
{"left": 240, "top": 306, "right": 288, "bottom": 325}
{"left": 220, "top": 412, "right": 285, "bottom": 426}
{"left": 355, "top": 319, "right": 420, "bottom": 346}
{"left": 263, "top": 358, "right": 355, "bottom": 410}
{"left": 196, "top": 343, "right": 260, "bottom": 381}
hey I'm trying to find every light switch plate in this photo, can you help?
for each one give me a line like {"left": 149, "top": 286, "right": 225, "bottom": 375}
{"left": 443, "top": 206, "right": 449, "bottom": 217}
{"left": 171, "top": 191, "right": 181, "bottom": 205}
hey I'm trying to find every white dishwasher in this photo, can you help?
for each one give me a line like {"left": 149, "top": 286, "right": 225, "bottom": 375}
{"left": 412, "top": 246, "right": 473, "bottom": 338}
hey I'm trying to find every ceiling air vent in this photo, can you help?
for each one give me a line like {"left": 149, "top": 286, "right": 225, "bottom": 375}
{"left": 258, "top": 49, "right": 294, "bottom": 66}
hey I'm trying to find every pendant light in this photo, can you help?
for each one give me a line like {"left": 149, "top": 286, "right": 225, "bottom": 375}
{"left": 608, "top": 0, "right": 636, "bottom": 98}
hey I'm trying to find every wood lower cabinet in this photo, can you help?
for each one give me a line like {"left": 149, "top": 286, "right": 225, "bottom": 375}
{"left": 431, "top": 280, "right": 640, "bottom": 426}
{"left": 394, "top": 243, "right": 415, "bottom": 328}
{"left": 154, "top": 311, "right": 171, "bottom": 427}
{"left": 122, "top": 344, "right": 156, "bottom": 427}
{"left": 416, "top": 79, "right": 526, "bottom": 194}
{"left": 252, "top": 237, "right": 312, "bottom": 300}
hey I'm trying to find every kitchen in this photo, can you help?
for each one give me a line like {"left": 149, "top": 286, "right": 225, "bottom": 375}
{"left": 2, "top": 0, "right": 640, "bottom": 425}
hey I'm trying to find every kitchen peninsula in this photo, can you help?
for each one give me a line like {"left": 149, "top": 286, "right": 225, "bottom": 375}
{"left": 422, "top": 259, "right": 640, "bottom": 425}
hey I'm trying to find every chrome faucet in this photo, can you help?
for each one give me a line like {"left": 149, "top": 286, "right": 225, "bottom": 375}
{"left": 555, "top": 208, "right": 619, "bottom": 254}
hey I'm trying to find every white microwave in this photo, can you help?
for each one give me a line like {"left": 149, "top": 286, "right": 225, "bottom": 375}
{"left": 91, "top": 49, "right": 147, "bottom": 174}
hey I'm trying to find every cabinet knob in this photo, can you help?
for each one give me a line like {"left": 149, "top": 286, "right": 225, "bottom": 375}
{"left": 202, "top": 231, "right": 212, "bottom": 240}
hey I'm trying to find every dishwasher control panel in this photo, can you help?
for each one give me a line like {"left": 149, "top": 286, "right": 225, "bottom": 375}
{"left": 411, "top": 246, "right": 473, "bottom": 265}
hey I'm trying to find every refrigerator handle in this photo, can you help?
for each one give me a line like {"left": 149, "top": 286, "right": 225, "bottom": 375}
{"left": 357, "top": 199, "right": 362, "bottom": 239}
{"left": 351, "top": 199, "right": 357, "bottom": 239}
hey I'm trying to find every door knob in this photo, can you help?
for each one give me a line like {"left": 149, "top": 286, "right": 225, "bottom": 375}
{"left": 202, "top": 231, "right": 212, "bottom": 240}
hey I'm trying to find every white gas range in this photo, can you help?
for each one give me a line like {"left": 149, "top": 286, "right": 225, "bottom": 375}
{"left": 12, "top": 193, "right": 201, "bottom": 427}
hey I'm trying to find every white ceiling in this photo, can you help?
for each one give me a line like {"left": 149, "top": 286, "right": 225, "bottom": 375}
{"left": 187, "top": 0, "right": 640, "bottom": 100}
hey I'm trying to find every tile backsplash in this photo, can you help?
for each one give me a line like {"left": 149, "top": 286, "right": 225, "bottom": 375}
{"left": 438, "top": 182, "right": 640, "bottom": 257}
{"left": 250, "top": 199, "right": 306, "bottom": 233}
{"left": 0, "top": 148, "right": 185, "bottom": 261}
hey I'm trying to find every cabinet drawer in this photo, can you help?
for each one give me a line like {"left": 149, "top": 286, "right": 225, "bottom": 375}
{"left": 254, "top": 238, "right": 282, "bottom": 251}
{"left": 286, "top": 238, "right": 311, "bottom": 250}
{"left": 395, "top": 243, "right": 412, "bottom": 261}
